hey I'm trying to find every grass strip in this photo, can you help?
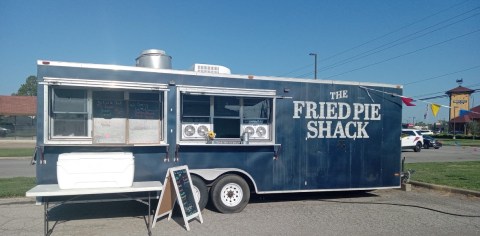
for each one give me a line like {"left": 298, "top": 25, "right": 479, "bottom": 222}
{"left": 406, "top": 161, "right": 480, "bottom": 192}
{"left": 0, "top": 148, "right": 35, "bottom": 157}
{"left": 436, "top": 138, "right": 480, "bottom": 147}
{"left": 0, "top": 177, "right": 36, "bottom": 198}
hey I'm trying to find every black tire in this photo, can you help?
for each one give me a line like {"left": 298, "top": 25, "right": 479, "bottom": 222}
{"left": 414, "top": 142, "right": 422, "bottom": 152}
{"left": 191, "top": 175, "right": 209, "bottom": 211}
{"left": 424, "top": 143, "right": 429, "bottom": 149}
{"left": 210, "top": 174, "right": 250, "bottom": 214}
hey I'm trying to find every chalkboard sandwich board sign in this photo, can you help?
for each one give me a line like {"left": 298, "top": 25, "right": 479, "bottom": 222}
{"left": 153, "top": 165, "right": 203, "bottom": 231}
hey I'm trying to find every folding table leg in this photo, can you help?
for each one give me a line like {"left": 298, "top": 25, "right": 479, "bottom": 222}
{"left": 44, "top": 199, "right": 49, "bottom": 236}
{"left": 148, "top": 192, "right": 152, "bottom": 236}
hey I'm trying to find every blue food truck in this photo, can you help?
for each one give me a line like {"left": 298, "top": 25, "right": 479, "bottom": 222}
{"left": 33, "top": 49, "right": 402, "bottom": 214}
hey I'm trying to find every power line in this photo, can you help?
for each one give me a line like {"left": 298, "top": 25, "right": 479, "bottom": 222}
{"left": 413, "top": 83, "right": 480, "bottom": 99}
{"left": 280, "top": 0, "right": 474, "bottom": 79}
{"left": 415, "top": 84, "right": 480, "bottom": 98}
{"left": 417, "top": 95, "right": 449, "bottom": 101}
{"left": 418, "top": 89, "right": 480, "bottom": 101}
{"left": 295, "top": 71, "right": 314, "bottom": 79}
{"left": 278, "top": 63, "right": 313, "bottom": 77}
{"left": 322, "top": 28, "right": 480, "bottom": 79}
{"left": 403, "top": 65, "right": 480, "bottom": 86}
{"left": 318, "top": 7, "right": 480, "bottom": 73}
{"left": 320, "top": 0, "right": 472, "bottom": 62}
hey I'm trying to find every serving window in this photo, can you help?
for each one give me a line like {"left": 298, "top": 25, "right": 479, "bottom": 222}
{"left": 45, "top": 78, "right": 167, "bottom": 145}
{"left": 178, "top": 86, "right": 276, "bottom": 143}
{"left": 51, "top": 89, "right": 89, "bottom": 137}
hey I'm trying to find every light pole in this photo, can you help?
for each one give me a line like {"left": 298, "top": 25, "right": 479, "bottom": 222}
{"left": 453, "top": 106, "right": 457, "bottom": 139}
{"left": 309, "top": 53, "right": 317, "bottom": 80}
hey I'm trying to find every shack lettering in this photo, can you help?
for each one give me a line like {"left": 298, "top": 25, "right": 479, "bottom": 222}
{"left": 293, "top": 101, "right": 381, "bottom": 139}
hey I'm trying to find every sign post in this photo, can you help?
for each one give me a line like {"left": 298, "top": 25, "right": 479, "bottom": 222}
{"left": 153, "top": 165, "right": 203, "bottom": 231}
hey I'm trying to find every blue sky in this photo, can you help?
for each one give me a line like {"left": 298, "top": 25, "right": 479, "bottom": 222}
{"left": 1, "top": 0, "right": 479, "bottom": 124}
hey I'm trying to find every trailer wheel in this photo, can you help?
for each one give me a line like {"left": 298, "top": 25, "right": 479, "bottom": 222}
{"left": 191, "top": 175, "right": 208, "bottom": 211}
{"left": 210, "top": 174, "right": 250, "bottom": 214}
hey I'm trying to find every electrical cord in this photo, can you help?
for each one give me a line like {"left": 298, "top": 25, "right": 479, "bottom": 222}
{"left": 317, "top": 199, "right": 480, "bottom": 218}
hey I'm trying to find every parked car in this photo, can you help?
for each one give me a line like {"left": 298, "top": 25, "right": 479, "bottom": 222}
{"left": 423, "top": 135, "right": 442, "bottom": 149}
{"left": 420, "top": 130, "right": 434, "bottom": 135}
{"left": 401, "top": 129, "right": 424, "bottom": 152}
{"left": 0, "top": 127, "right": 11, "bottom": 137}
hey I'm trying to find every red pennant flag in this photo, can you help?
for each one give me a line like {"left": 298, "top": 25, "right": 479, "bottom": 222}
{"left": 401, "top": 97, "right": 416, "bottom": 106}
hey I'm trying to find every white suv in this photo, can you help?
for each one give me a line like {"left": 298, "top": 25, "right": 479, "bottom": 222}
{"left": 401, "top": 129, "right": 424, "bottom": 152}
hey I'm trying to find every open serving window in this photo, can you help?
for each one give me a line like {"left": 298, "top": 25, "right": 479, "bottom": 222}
{"left": 42, "top": 78, "right": 168, "bottom": 145}
{"left": 177, "top": 86, "right": 276, "bottom": 144}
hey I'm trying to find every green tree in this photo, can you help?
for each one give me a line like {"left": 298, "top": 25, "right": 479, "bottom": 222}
{"left": 14, "top": 76, "right": 37, "bottom": 96}
{"left": 468, "top": 121, "right": 480, "bottom": 139}
{"left": 416, "top": 121, "right": 427, "bottom": 127}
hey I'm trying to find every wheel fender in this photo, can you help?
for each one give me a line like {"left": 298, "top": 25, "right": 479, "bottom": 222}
{"left": 190, "top": 168, "right": 258, "bottom": 192}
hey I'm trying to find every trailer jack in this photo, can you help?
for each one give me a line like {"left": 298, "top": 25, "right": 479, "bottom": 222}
{"left": 401, "top": 156, "right": 415, "bottom": 184}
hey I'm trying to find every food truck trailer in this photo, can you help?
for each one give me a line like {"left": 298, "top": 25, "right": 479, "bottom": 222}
{"left": 31, "top": 49, "right": 402, "bottom": 214}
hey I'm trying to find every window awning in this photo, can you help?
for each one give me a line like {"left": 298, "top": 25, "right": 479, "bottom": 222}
{"left": 41, "top": 77, "right": 168, "bottom": 91}
{"left": 178, "top": 85, "right": 276, "bottom": 98}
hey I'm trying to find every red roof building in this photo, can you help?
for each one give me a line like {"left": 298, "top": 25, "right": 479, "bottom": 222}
{"left": 445, "top": 86, "right": 475, "bottom": 95}
{"left": 0, "top": 96, "right": 37, "bottom": 116}
{"left": 450, "top": 105, "right": 480, "bottom": 123}
{"left": 446, "top": 84, "right": 479, "bottom": 135}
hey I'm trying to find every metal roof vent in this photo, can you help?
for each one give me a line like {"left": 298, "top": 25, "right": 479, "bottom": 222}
{"left": 136, "top": 49, "right": 172, "bottom": 69}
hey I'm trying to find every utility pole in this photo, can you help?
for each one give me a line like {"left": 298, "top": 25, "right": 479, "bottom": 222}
{"left": 453, "top": 106, "right": 457, "bottom": 139}
{"left": 309, "top": 53, "right": 317, "bottom": 80}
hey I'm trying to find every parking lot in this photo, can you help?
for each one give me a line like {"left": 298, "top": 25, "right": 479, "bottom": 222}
{"left": 403, "top": 145, "right": 480, "bottom": 163}
{"left": 1, "top": 187, "right": 479, "bottom": 236}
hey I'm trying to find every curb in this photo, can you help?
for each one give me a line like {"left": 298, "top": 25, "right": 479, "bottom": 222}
{"left": 409, "top": 180, "right": 480, "bottom": 197}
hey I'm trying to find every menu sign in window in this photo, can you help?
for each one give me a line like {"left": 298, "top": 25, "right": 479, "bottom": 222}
{"left": 93, "top": 100, "right": 126, "bottom": 144}
{"left": 94, "top": 100, "right": 126, "bottom": 119}
{"left": 128, "top": 100, "right": 161, "bottom": 143}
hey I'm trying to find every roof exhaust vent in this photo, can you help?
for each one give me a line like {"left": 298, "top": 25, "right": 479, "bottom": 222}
{"left": 136, "top": 49, "right": 172, "bottom": 69}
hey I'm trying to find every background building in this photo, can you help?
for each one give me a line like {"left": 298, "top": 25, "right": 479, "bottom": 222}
{"left": 447, "top": 85, "right": 479, "bottom": 136}
{"left": 0, "top": 96, "right": 37, "bottom": 139}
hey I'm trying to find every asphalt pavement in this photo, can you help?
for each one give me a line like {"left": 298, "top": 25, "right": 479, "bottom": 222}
{"left": 0, "top": 157, "right": 35, "bottom": 178}
{"left": 1, "top": 188, "right": 479, "bottom": 236}
{"left": 402, "top": 145, "right": 480, "bottom": 163}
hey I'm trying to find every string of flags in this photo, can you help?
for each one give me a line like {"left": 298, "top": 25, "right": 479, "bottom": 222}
{"left": 359, "top": 86, "right": 480, "bottom": 118}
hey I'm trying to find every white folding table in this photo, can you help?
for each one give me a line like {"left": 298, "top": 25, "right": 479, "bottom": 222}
{"left": 26, "top": 181, "right": 163, "bottom": 236}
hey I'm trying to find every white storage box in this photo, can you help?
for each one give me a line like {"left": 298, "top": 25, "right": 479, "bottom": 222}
{"left": 57, "top": 152, "right": 135, "bottom": 189}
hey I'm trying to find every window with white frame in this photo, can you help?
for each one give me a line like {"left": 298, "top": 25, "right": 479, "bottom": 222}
{"left": 179, "top": 87, "right": 275, "bottom": 143}
{"left": 51, "top": 88, "right": 89, "bottom": 137}
{"left": 48, "top": 85, "right": 165, "bottom": 144}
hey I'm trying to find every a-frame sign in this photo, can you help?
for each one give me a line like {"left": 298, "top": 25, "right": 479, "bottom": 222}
{"left": 153, "top": 165, "right": 203, "bottom": 231}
